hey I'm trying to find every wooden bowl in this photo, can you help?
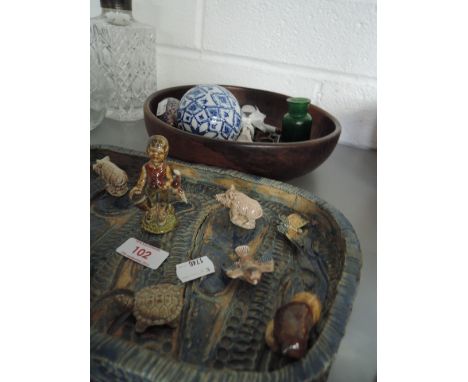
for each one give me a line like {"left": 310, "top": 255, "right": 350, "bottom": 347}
{"left": 144, "top": 85, "right": 341, "bottom": 180}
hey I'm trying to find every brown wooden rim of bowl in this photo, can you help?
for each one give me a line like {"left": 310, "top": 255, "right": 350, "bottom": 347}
{"left": 144, "top": 85, "right": 342, "bottom": 147}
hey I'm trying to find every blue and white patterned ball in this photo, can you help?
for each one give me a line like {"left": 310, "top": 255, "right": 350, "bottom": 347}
{"left": 176, "top": 85, "right": 242, "bottom": 140}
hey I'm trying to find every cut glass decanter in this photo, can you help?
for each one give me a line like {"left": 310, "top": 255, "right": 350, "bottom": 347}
{"left": 90, "top": 0, "right": 157, "bottom": 121}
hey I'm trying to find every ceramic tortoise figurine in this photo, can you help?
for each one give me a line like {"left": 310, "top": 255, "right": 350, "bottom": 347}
{"left": 115, "top": 283, "right": 184, "bottom": 333}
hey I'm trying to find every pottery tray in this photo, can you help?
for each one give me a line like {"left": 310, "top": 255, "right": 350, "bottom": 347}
{"left": 90, "top": 145, "right": 361, "bottom": 382}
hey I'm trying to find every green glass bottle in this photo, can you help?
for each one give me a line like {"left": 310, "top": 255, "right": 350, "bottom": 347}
{"left": 281, "top": 97, "right": 313, "bottom": 142}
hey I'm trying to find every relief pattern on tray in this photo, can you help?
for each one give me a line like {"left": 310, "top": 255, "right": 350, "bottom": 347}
{"left": 91, "top": 171, "right": 344, "bottom": 373}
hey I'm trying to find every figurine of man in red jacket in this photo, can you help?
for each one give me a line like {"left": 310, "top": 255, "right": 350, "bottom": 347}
{"left": 129, "top": 135, "right": 187, "bottom": 234}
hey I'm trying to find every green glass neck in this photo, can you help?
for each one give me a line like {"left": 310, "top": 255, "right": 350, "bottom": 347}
{"left": 287, "top": 97, "right": 310, "bottom": 117}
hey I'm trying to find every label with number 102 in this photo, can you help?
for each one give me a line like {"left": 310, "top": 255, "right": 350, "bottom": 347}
{"left": 116, "top": 238, "right": 169, "bottom": 270}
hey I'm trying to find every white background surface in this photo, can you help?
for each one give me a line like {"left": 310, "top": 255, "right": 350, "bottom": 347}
{"left": 91, "top": 0, "right": 377, "bottom": 149}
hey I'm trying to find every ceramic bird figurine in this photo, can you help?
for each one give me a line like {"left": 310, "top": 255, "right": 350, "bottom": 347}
{"left": 225, "top": 245, "right": 274, "bottom": 285}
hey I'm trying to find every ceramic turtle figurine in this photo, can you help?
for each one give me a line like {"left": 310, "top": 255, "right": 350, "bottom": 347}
{"left": 115, "top": 283, "right": 184, "bottom": 333}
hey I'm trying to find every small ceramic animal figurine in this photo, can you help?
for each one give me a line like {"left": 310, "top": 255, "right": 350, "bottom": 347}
{"left": 156, "top": 97, "right": 179, "bottom": 127}
{"left": 265, "top": 292, "right": 322, "bottom": 359}
{"left": 236, "top": 126, "right": 254, "bottom": 142}
{"left": 115, "top": 284, "right": 184, "bottom": 333}
{"left": 129, "top": 135, "right": 188, "bottom": 234}
{"left": 215, "top": 185, "right": 263, "bottom": 229}
{"left": 92, "top": 156, "right": 128, "bottom": 197}
{"left": 277, "top": 213, "right": 309, "bottom": 241}
{"left": 225, "top": 245, "right": 274, "bottom": 285}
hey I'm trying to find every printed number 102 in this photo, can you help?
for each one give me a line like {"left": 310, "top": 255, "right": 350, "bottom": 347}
{"left": 132, "top": 246, "right": 152, "bottom": 259}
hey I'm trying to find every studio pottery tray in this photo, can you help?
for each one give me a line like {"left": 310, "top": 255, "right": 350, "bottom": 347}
{"left": 90, "top": 145, "right": 361, "bottom": 382}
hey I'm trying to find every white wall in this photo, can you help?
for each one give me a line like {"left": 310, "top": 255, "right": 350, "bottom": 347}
{"left": 91, "top": 0, "right": 376, "bottom": 149}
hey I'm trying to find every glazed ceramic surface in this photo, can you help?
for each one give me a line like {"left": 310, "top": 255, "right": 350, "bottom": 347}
{"left": 176, "top": 85, "right": 242, "bottom": 140}
{"left": 91, "top": 146, "right": 361, "bottom": 382}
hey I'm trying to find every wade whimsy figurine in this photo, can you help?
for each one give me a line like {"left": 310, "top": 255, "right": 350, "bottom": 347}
{"left": 265, "top": 292, "right": 322, "bottom": 359}
{"left": 129, "top": 135, "right": 188, "bottom": 234}
{"left": 225, "top": 245, "right": 274, "bottom": 285}
{"left": 215, "top": 185, "right": 263, "bottom": 229}
{"left": 93, "top": 156, "right": 128, "bottom": 197}
{"left": 115, "top": 284, "right": 184, "bottom": 333}
{"left": 156, "top": 97, "right": 179, "bottom": 127}
{"left": 277, "top": 213, "right": 309, "bottom": 241}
